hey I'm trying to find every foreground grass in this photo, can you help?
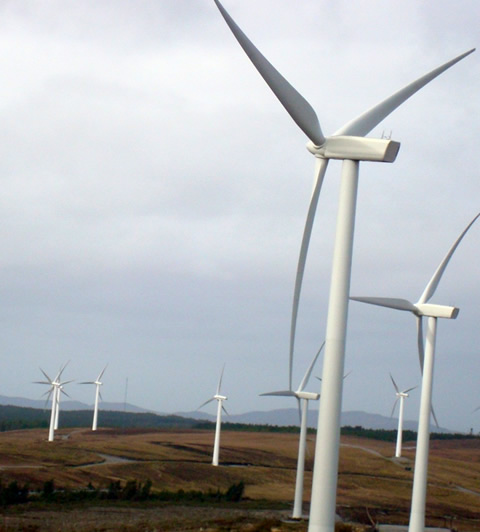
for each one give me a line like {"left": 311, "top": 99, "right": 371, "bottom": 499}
{"left": 0, "top": 428, "right": 478, "bottom": 530}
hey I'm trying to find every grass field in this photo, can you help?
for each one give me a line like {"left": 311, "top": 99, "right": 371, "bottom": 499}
{"left": 0, "top": 427, "right": 478, "bottom": 531}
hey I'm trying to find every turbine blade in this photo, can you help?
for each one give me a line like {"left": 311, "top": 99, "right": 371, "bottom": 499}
{"left": 431, "top": 406, "right": 440, "bottom": 428}
{"left": 99, "top": 391, "right": 103, "bottom": 402}
{"left": 298, "top": 341, "right": 325, "bottom": 392}
{"left": 222, "top": 405, "right": 229, "bottom": 416}
{"left": 61, "top": 389, "right": 71, "bottom": 399}
{"left": 216, "top": 364, "right": 225, "bottom": 396}
{"left": 213, "top": 0, "right": 325, "bottom": 146}
{"left": 39, "top": 368, "right": 52, "bottom": 384}
{"left": 350, "top": 296, "right": 416, "bottom": 312}
{"left": 259, "top": 390, "right": 296, "bottom": 397}
{"left": 289, "top": 158, "right": 329, "bottom": 390}
{"left": 418, "top": 212, "right": 480, "bottom": 304}
{"left": 296, "top": 397, "right": 301, "bottom": 426}
{"left": 56, "top": 360, "right": 70, "bottom": 381}
{"left": 79, "top": 381, "right": 95, "bottom": 385}
{"left": 389, "top": 373, "right": 400, "bottom": 394}
{"left": 197, "top": 397, "right": 215, "bottom": 410}
{"left": 473, "top": 405, "right": 480, "bottom": 413}
{"left": 416, "top": 316, "right": 425, "bottom": 373}
{"left": 97, "top": 364, "right": 108, "bottom": 381}
{"left": 390, "top": 398, "right": 399, "bottom": 418}
{"left": 404, "top": 385, "right": 418, "bottom": 394}
{"left": 335, "top": 49, "right": 475, "bottom": 137}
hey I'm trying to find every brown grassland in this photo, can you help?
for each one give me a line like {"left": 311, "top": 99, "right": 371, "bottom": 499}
{"left": 0, "top": 427, "right": 478, "bottom": 531}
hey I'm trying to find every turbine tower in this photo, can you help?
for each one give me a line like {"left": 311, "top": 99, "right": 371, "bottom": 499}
{"left": 261, "top": 342, "right": 324, "bottom": 519}
{"left": 198, "top": 365, "right": 228, "bottom": 467}
{"left": 389, "top": 374, "right": 416, "bottom": 458}
{"left": 211, "top": 3, "right": 474, "bottom": 530}
{"left": 80, "top": 366, "right": 107, "bottom": 431}
{"left": 351, "top": 213, "right": 479, "bottom": 532}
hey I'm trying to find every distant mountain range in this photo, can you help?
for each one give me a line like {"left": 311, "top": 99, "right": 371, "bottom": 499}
{"left": 0, "top": 394, "right": 451, "bottom": 433}
{"left": 177, "top": 408, "right": 451, "bottom": 433}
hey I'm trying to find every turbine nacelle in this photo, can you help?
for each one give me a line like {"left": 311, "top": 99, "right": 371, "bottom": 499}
{"left": 296, "top": 390, "right": 320, "bottom": 401}
{"left": 414, "top": 303, "right": 459, "bottom": 319}
{"left": 307, "top": 136, "right": 400, "bottom": 163}
{"left": 214, "top": 394, "right": 227, "bottom": 401}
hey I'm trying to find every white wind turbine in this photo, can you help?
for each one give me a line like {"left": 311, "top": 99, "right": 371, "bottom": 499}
{"left": 389, "top": 374, "right": 416, "bottom": 459}
{"left": 211, "top": 3, "right": 474, "bottom": 530}
{"left": 80, "top": 366, "right": 107, "bottom": 431}
{"left": 351, "top": 213, "right": 480, "bottom": 532}
{"left": 198, "top": 365, "right": 228, "bottom": 467}
{"left": 261, "top": 342, "right": 324, "bottom": 519}
{"left": 34, "top": 363, "right": 70, "bottom": 442}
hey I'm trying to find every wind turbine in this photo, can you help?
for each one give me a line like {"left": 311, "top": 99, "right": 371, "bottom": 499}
{"left": 198, "top": 365, "right": 228, "bottom": 466}
{"left": 261, "top": 342, "right": 324, "bottom": 519}
{"left": 211, "top": 2, "right": 474, "bottom": 530}
{"left": 389, "top": 374, "right": 416, "bottom": 458}
{"left": 34, "top": 363, "right": 69, "bottom": 442}
{"left": 80, "top": 365, "right": 107, "bottom": 431}
{"left": 351, "top": 213, "right": 480, "bottom": 532}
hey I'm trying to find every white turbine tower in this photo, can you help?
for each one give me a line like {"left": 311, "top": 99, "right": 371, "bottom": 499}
{"left": 211, "top": 3, "right": 474, "bottom": 530}
{"left": 261, "top": 342, "right": 324, "bottom": 519}
{"left": 198, "top": 365, "right": 228, "bottom": 467}
{"left": 351, "top": 213, "right": 480, "bottom": 532}
{"left": 80, "top": 366, "right": 107, "bottom": 431}
{"left": 389, "top": 374, "right": 416, "bottom": 459}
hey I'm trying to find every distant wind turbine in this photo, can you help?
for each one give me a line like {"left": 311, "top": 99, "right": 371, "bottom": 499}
{"left": 389, "top": 374, "right": 416, "bottom": 458}
{"left": 34, "top": 363, "right": 70, "bottom": 442}
{"left": 351, "top": 213, "right": 480, "bottom": 532}
{"left": 80, "top": 366, "right": 107, "bottom": 431}
{"left": 261, "top": 342, "right": 324, "bottom": 519}
{"left": 211, "top": 3, "right": 474, "bottom": 529}
{"left": 198, "top": 365, "right": 228, "bottom": 466}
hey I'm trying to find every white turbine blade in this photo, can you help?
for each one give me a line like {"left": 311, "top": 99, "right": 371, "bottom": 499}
{"left": 97, "top": 364, "right": 108, "bottom": 382}
{"left": 389, "top": 373, "right": 400, "bottom": 394}
{"left": 33, "top": 380, "right": 51, "bottom": 385}
{"left": 404, "top": 385, "right": 418, "bottom": 394}
{"left": 296, "top": 397, "right": 301, "bottom": 425}
{"left": 259, "top": 390, "right": 296, "bottom": 397}
{"left": 222, "top": 405, "right": 229, "bottom": 416}
{"left": 431, "top": 406, "right": 440, "bottom": 429}
{"left": 298, "top": 341, "right": 325, "bottom": 392}
{"left": 39, "top": 368, "right": 52, "bottom": 384}
{"left": 59, "top": 379, "right": 74, "bottom": 387}
{"left": 390, "top": 398, "right": 399, "bottom": 418}
{"left": 473, "top": 405, "right": 480, "bottom": 413}
{"left": 418, "top": 212, "right": 480, "bottom": 304}
{"left": 289, "top": 158, "right": 329, "bottom": 389}
{"left": 60, "top": 388, "right": 71, "bottom": 399}
{"left": 335, "top": 49, "right": 475, "bottom": 137}
{"left": 216, "top": 364, "right": 225, "bottom": 396}
{"left": 213, "top": 0, "right": 325, "bottom": 146}
{"left": 79, "top": 381, "right": 95, "bottom": 385}
{"left": 56, "top": 360, "right": 70, "bottom": 381}
{"left": 197, "top": 397, "right": 215, "bottom": 410}
{"left": 99, "top": 391, "right": 103, "bottom": 402}
{"left": 351, "top": 296, "right": 416, "bottom": 312}
{"left": 416, "top": 316, "right": 425, "bottom": 373}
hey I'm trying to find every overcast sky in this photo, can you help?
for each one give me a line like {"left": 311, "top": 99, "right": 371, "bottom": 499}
{"left": 1, "top": 1, "right": 479, "bottom": 433}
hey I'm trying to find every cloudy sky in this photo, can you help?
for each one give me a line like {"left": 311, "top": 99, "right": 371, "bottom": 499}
{"left": 1, "top": 0, "right": 479, "bottom": 433}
